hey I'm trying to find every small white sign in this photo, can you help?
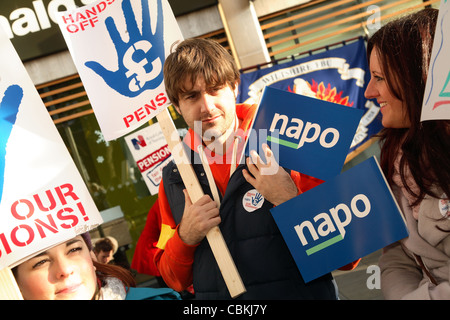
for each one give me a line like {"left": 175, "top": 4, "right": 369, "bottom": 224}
{"left": 422, "top": 0, "right": 450, "bottom": 121}
{"left": 124, "top": 122, "right": 172, "bottom": 194}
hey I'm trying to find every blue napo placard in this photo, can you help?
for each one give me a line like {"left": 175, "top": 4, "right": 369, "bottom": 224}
{"left": 242, "top": 86, "right": 364, "bottom": 180}
{"left": 270, "top": 157, "right": 408, "bottom": 282}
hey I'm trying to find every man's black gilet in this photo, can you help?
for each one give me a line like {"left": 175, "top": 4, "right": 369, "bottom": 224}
{"left": 162, "top": 148, "right": 337, "bottom": 300}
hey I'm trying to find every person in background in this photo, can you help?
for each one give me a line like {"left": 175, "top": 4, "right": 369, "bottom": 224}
{"left": 93, "top": 236, "right": 118, "bottom": 264}
{"left": 364, "top": 8, "right": 450, "bottom": 299}
{"left": 12, "top": 234, "right": 180, "bottom": 300}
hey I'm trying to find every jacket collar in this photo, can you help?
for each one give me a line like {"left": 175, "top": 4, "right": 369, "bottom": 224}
{"left": 181, "top": 104, "right": 255, "bottom": 166}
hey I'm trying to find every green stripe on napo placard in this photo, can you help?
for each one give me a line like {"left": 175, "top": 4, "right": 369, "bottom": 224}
{"left": 306, "top": 234, "right": 344, "bottom": 256}
{"left": 267, "top": 135, "right": 299, "bottom": 149}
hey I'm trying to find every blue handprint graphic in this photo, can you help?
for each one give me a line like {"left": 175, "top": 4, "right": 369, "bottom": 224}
{"left": 0, "top": 85, "right": 23, "bottom": 202}
{"left": 85, "top": 0, "right": 165, "bottom": 97}
{"left": 252, "top": 192, "right": 263, "bottom": 207}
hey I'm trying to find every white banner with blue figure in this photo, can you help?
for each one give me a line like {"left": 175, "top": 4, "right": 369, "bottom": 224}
{"left": 237, "top": 38, "right": 382, "bottom": 153}
{"left": 58, "top": 0, "right": 183, "bottom": 141}
{"left": 0, "top": 29, "right": 102, "bottom": 269}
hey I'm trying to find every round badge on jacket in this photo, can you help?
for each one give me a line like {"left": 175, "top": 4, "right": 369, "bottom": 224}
{"left": 242, "top": 189, "right": 265, "bottom": 212}
{"left": 439, "top": 193, "right": 450, "bottom": 219}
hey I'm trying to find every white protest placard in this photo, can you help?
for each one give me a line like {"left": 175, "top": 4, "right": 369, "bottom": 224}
{"left": 0, "top": 28, "right": 102, "bottom": 270}
{"left": 57, "top": 0, "right": 183, "bottom": 141}
{"left": 124, "top": 122, "right": 172, "bottom": 194}
{"left": 422, "top": 0, "right": 450, "bottom": 121}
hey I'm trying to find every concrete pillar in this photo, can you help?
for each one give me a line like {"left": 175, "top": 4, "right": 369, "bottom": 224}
{"left": 218, "top": 0, "right": 270, "bottom": 69}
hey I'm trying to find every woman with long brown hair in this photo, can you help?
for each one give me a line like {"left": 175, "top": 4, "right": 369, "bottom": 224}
{"left": 12, "top": 234, "right": 180, "bottom": 300}
{"left": 365, "top": 8, "right": 450, "bottom": 299}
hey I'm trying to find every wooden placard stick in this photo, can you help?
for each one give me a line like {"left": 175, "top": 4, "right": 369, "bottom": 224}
{"left": 0, "top": 268, "right": 23, "bottom": 300}
{"left": 156, "top": 108, "right": 246, "bottom": 298}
